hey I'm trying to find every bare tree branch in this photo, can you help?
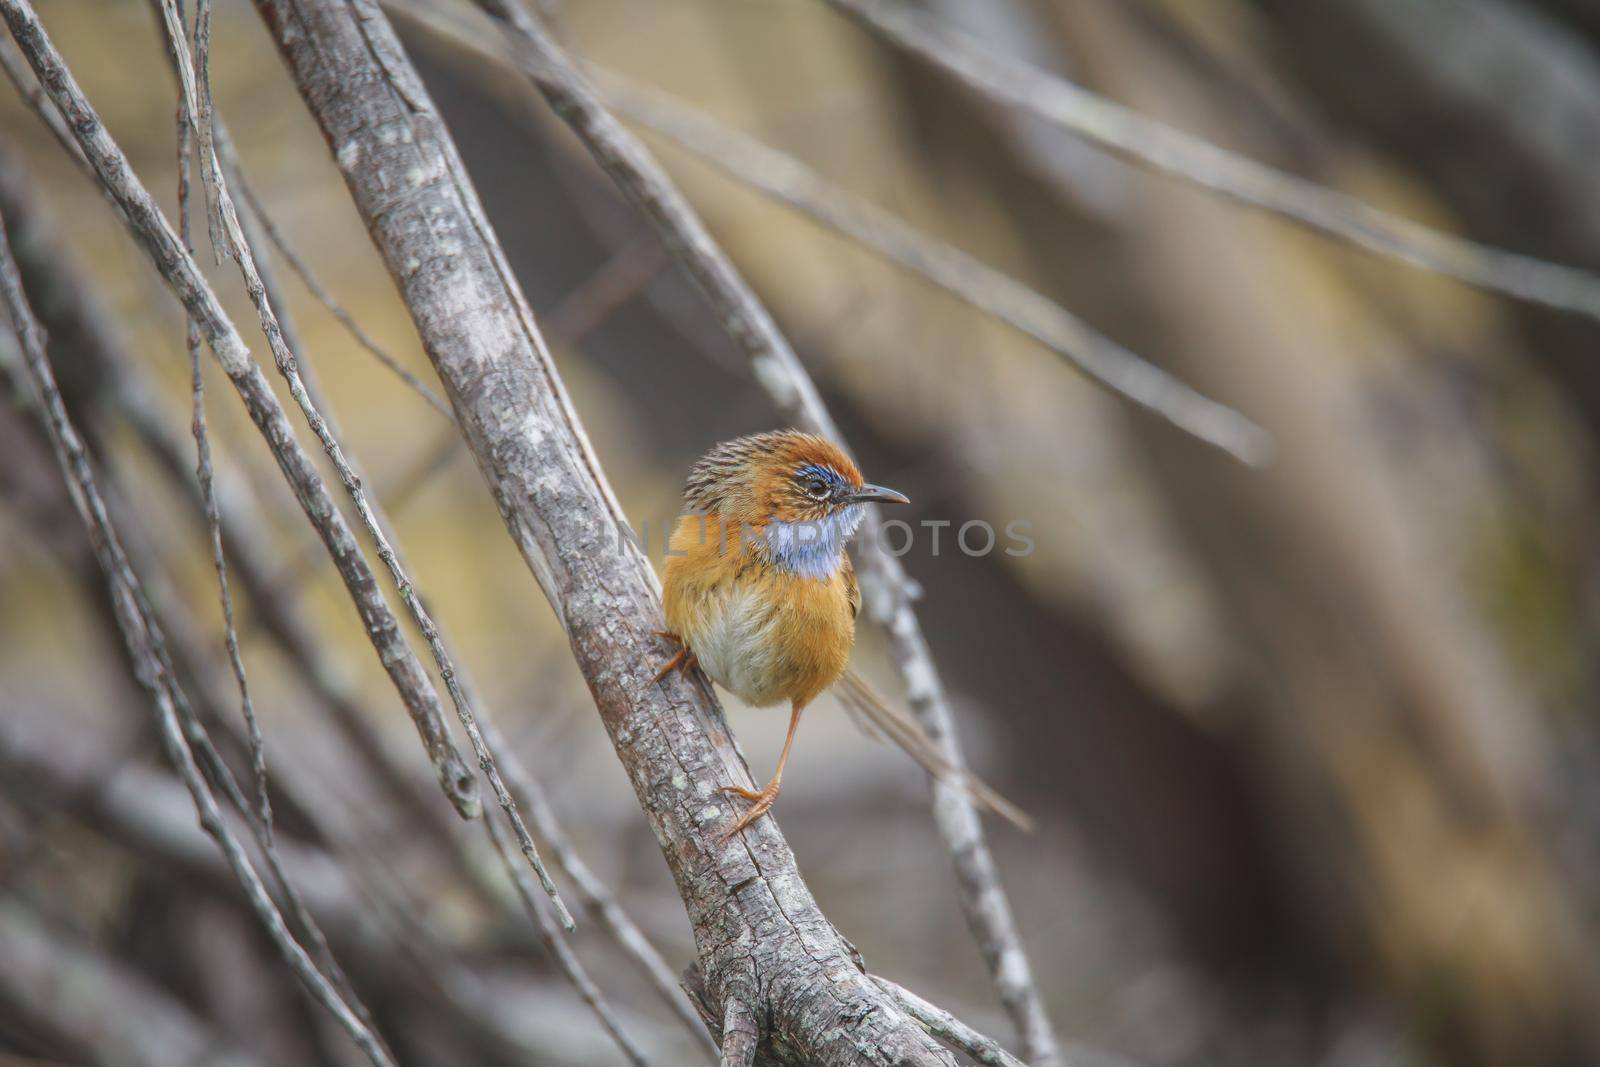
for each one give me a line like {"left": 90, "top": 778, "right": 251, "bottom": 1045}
{"left": 477, "top": 710, "right": 719, "bottom": 1056}
{"left": 485, "top": 814, "right": 655, "bottom": 1067}
{"left": 0, "top": 202, "right": 397, "bottom": 1067}
{"left": 0, "top": 0, "right": 483, "bottom": 821}
{"left": 448, "top": 0, "right": 1264, "bottom": 468}
{"left": 873, "top": 978, "right": 1027, "bottom": 1067}
{"left": 595, "top": 67, "right": 1269, "bottom": 474}
{"left": 156, "top": 0, "right": 574, "bottom": 927}
{"left": 166, "top": 0, "right": 272, "bottom": 858}
{"left": 827, "top": 0, "right": 1600, "bottom": 324}
{"left": 247, "top": 0, "right": 964, "bottom": 1060}
{"left": 233, "top": 171, "right": 456, "bottom": 420}
{"left": 399, "top": 2, "right": 1064, "bottom": 1061}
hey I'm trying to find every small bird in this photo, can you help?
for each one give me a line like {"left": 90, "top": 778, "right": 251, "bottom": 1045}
{"left": 658, "top": 430, "right": 909, "bottom": 838}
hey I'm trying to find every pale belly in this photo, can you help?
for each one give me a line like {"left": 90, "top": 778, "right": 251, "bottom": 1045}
{"left": 677, "top": 574, "right": 854, "bottom": 710}
{"left": 689, "top": 583, "right": 793, "bottom": 707}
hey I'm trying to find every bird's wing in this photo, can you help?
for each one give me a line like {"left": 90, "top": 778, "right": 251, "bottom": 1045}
{"left": 842, "top": 555, "right": 861, "bottom": 620}
{"left": 835, "top": 668, "right": 1033, "bottom": 832}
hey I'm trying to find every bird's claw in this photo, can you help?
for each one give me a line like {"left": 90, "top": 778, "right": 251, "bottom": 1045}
{"left": 652, "top": 631, "right": 698, "bottom": 684}
{"left": 720, "top": 783, "right": 779, "bottom": 839}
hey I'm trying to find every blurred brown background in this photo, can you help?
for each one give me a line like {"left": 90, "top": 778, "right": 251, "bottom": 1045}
{"left": 4, "top": 1, "right": 1600, "bottom": 1065}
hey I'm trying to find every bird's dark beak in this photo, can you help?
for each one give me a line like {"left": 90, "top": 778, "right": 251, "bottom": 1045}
{"left": 851, "top": 483, "right": 910, "bottom": 505}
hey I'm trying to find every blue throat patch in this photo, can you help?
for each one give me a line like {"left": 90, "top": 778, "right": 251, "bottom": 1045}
{"left": 764, "top": 505, "right": 865, "bottom": 580}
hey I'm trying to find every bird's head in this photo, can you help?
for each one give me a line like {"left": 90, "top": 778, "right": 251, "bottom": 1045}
{"left": 683, "top": 431, "right": 908, "bottom": 572}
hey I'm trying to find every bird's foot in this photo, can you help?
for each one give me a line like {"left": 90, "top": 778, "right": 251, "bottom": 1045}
{"left": 720, "top": 781, "right": 781, "bottom": 839}
{"left": 652, "top": 632, "right": 698, "bottom": 684}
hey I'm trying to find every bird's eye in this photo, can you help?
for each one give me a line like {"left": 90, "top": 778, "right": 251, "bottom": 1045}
{"left": 806, "top": 478, "right": 830, "bottom": 501}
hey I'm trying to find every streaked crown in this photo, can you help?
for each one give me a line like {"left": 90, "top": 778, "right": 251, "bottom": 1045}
{"left": 682, "top": 430, "right": 909, "bottom": 576}
{"left": 684, "top": 431, "right": 856, "bottom": 521}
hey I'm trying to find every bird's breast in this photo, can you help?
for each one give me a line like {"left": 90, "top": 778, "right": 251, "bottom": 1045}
{"left": 662, "top": 515, "right": 854, "bottom": 709}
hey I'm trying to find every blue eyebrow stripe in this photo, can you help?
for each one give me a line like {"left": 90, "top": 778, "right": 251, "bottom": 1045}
{"left": 797, "top": 464, "right": 844, "bottom": 484}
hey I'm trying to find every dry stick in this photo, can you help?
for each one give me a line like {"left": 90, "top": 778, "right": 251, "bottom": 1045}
{"left": 872, "top": 978, "right": 1026, "bottom": 1067}
{"left": 159, "top": 140, "right": 702, "bottom": 1044}
{"left": 476, "top": 711, "right": 717, "bottom": 1055}
{"left": 458, "top": 0, "right": 1261, "bottom": 468}
{"left": 0, "top": 212, "right": 398, "bottom": 1067}
{"left": 421, "top": 3, "right": 1064, "bottom": 1062}
{"left": 484, "top": 815, "right": 654, "bottom": 1067}
{"left": 233, "top": 174, "right": 456, "bottom": 420}
{"left": 250, "top": 0, "right": 957, "bottom": 1062}
{"left": 828, "top": 0, "right": 1600, "bottom": 326}
{"left": 163, "top": 0, "right": 572, "bottom": 930}
{"left": 0, "top": 147, "right": 624, "bottom": 1067}
{"left": 156, "top": 3, "right": 392, "bottom": 1040}
{"left": 539, "top": 232, "right": 666, "bottom": 343}
{"left": 598, "top": 70, "right": 1269, "bottom": 470}
{"left": 169, "top": 0, "right": 271, "bottom": 851}
{"left": 3, "top": 23, "right": 467, "bottom": 856}
{"left": 218, "top": 185, "right": 712, "bottom": 1044}
{"left": 0, "top": 0, "right": 483, "bottom": 821}
{"left": 264, "top": 230, "right": 667, "bottom": 598}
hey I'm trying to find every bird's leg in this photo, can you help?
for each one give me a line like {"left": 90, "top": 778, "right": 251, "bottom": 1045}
{"left": 722, "top": 699, "right": 806, "bottom": 838}
{"left": 652, "top": 630, "right": 698, "bottom": 684}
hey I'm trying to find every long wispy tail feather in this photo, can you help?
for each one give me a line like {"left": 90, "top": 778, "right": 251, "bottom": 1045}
{"left": 835, "top": 669, "right": 1034, "bottom": 832}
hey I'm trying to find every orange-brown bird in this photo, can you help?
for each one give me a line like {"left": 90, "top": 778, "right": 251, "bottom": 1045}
{"left": 657, "top": 430, "right": 909, "bottom": 837}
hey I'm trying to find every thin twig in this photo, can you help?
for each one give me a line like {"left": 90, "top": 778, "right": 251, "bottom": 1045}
{"left": 425, "top": 0, "right": 1262, "bottom": 466}
{"left": 0, "top": 0, "right": 483, "bottom": 818}
{"left": 484, "top": 814, "right": 654, "bottom": 1067}
{"left": 598, "top": 66, "right": 1268, "bottom": 466}
{"left": 153, "top": 2, "right": 394, "bottom": 1038}
{"left": 540, "top": 232, "right": 666, "bottom": 343}
{"left": 250, "top": 0, "right": 959, "bottom": 1060}
{"left": 170, "top": 0, "right": 271, "bottom": 847}
{"left": 871, "top": 977, "right": 1026, "bottom": 1067}
{"left": 827, "top": 0, "right": 1600, "bottom": 324}
{"left": 0, "top": 208, "right": 398, "bottom": 1067}
{"left": 405, "top": 2, "right": 1063, "bottom": 1061}
{"left": 160, "top": 0, "right": 574, "bottom": 928}
{"left": 476, "top": 710, "right": 717, "bottom": 1055}
{"left": 233, "top": 175, "right": 456, "bottom": 420}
